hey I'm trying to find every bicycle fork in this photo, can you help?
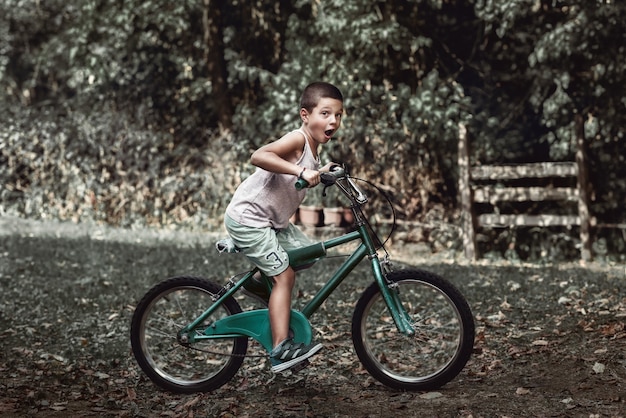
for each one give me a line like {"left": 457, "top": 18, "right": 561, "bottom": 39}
{"left": 369, "top": 255, "right": 415, "bottom": 336}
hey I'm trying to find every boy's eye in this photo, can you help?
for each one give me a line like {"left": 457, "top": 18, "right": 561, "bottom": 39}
{"left": 320, "top": 110, "right": 342, "bottom": 119}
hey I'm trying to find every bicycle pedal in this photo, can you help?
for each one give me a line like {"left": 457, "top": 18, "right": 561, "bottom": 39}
{"left": 289, "top": 359, "right": 310, "bottom": 373}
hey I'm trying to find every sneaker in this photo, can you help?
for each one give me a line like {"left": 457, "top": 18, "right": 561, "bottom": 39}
{"left": 241, "top": 274, "right": 271, "bottom": 306}
{"left": 270, "top": 338, "right": 323, "bottom": 373}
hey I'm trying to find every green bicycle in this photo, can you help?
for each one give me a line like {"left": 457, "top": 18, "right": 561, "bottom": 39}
{"left": 130, "top": 166, "right": 475, "bottom": 393}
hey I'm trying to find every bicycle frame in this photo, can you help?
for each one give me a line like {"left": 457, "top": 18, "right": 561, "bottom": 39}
{"left": 179, "top": 173, "right": 415, "bottom": 352}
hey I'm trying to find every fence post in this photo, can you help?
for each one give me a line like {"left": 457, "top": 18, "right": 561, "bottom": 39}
{"left": 458, "top": 123, "right": 477, "bottom": 260}
{"left": 575, "top": 114, "right": 592, "bottom": 262}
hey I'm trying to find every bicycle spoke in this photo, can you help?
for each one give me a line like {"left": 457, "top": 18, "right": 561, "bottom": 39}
{"left": 131, "top": 277, "right": 247, "bottom": 393}
{"left": 352, "top": 270, "right": 474, "bottom": 390}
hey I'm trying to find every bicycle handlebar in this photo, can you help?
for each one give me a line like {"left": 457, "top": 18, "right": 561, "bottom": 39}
{"left": 295, "top": 165, "right": 368, "bottom": 205}
{"left": 294, "top": 166, "right": 345, "bottom": 190}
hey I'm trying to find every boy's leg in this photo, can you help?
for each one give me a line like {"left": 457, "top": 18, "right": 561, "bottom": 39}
{"left": 269, "top": 266, "right": 296, "bottom": 348}
{"left": 224, "top": 217, "right": 296, "bottom": 346}
{"left": 268, "top": 226, "right": 324, "bottom": 371}
{"left": 224, "top": 217, "right": 322, "bottom": 370}
{"left": 277, "top": 223, "right": 315, "bottom": 251}
{"left": 267, "top": 259, "right": 323, "bottom": 373}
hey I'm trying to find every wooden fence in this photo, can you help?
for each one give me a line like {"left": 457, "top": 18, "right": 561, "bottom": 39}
{"left": 458, "top": 115, "right": 592, "bottom": 261}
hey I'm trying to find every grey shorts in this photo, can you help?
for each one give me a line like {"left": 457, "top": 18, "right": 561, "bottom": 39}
{"left": 224, "top": 215, "right": 314, "bottom": 276}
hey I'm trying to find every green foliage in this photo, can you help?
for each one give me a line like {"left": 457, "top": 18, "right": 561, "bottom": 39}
{"left": 1, "top": 0, "right": 625, "bottom": 258}
{"left": 0, "top": 107, "right": 238, "bottom": 229}
{"left": 1, "top": 0, "right": 240, "bottom": 140}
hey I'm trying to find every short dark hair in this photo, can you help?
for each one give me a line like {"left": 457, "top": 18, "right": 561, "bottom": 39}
{"left": 300, "top": 82, "right": 343, "bottom": 112}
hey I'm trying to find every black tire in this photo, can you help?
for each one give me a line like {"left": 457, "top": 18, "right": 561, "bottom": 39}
{"left": 351, "top": 269, "right": 474, "bottom": 391}
{"left": 130, "top": 276, "right": 248, "bottom": 393}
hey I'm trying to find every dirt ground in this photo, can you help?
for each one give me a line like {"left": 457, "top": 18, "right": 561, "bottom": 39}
{"left": 1, "top": 216, "right": 625, "bottom": 417}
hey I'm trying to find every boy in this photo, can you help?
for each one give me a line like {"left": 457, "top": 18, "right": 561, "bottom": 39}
{"left": 224, "top": 82, "right": 344, "bottom": 372}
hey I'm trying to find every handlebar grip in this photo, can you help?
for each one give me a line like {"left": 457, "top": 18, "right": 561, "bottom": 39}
{"left": 295, "top": 166, "right": 345, "bottom": 189}
{"left": 295, "top": 178, "right": 309, "bottom": 190}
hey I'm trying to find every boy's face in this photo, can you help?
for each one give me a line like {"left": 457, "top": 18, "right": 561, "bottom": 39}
{"left": 301, "top": 97, "right": 344, "bottom": 144}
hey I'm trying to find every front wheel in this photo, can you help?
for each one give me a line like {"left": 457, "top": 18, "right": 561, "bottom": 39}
{"left": 351, "top": 269, "right": 475, "bottom": 391}
{"left": 130, "top": 276, "right": 248, "bottom": 393}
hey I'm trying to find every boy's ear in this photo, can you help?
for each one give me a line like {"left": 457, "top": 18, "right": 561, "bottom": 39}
{"left": 300, "top": 107, "right": 309, "bottom": 122}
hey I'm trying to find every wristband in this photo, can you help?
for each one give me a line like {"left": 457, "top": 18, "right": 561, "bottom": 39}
{"left": 298, "top": 167, "right": 306, "bottom": 180}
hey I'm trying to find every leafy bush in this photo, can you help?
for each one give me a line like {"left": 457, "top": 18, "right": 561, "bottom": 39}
{"left": 0, "top": 107, "right": 238, "bottom": 230}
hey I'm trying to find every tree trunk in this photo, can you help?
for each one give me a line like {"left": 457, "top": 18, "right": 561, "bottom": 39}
{"left": 203, "top": 0, "right": 232, "bottom": 132}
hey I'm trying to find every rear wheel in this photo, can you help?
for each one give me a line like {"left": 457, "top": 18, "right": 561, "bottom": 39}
{"left": 130, "top": 276, "right": 248, "bottom": 393}
{"left": 351, "top": 269, "right": 474, "bottom": 390}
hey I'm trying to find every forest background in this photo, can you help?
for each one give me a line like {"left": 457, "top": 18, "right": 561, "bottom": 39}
{"left": 1, "top": 0, "right": 624, "bottom": 262}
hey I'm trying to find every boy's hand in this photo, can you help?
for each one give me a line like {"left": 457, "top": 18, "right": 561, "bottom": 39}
{"left": 301, "top": 168, "right": 320, "bottom": 187}
{"left": 320, "top": 162, "right": 340, "bottom": 172}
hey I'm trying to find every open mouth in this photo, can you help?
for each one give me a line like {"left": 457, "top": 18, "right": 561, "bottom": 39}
{"left": 324, "top": 129, "right": 335, "bottom": 138}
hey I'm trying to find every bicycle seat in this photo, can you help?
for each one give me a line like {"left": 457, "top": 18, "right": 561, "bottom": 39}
{"left": 216, "top": 238, "right": 241, "bottom": 254}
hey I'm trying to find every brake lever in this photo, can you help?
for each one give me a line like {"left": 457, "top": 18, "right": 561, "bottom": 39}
{"left": 320, "top": 173, "right": 334, "bottom": 197}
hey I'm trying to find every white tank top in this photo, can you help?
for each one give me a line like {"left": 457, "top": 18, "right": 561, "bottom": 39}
{"left": 225, "top": 129, "right": 320, "bottom": 229}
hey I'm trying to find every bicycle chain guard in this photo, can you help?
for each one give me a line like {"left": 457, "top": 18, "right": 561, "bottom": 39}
{"left": 201, "top": 309, "right": 313, "bottom": 353}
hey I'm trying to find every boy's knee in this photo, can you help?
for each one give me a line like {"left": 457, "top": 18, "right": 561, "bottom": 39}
{"left": 273, "top": 267, "right": 296, "bottom": 286}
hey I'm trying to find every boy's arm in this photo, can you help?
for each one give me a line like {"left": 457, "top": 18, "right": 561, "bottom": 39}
{"left": 251, "top": 132, "right": 321, "bottom": 186}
